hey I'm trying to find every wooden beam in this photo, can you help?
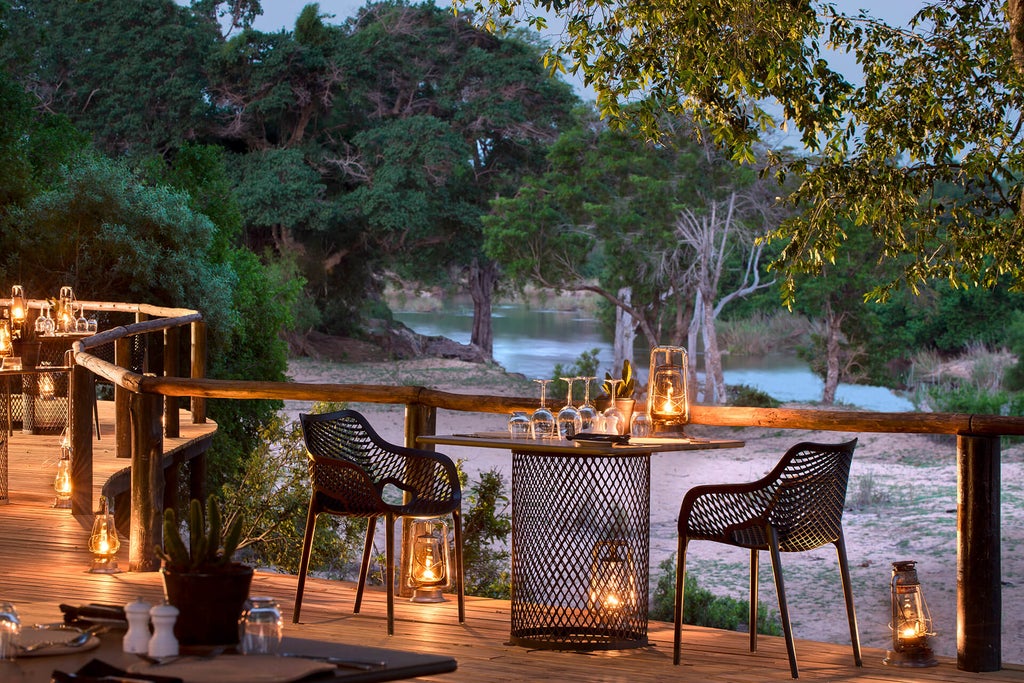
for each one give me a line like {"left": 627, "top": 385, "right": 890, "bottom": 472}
{"left": 70, "top": 364, "right": 93, "bottom": 517}
{"left": 191, "top": 320, "right": 206, "bottom": 424}
{"left": 114, "top": 337, "right": 131, "bottom": 459}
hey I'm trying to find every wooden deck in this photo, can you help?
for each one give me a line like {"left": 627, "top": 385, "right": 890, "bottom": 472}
{"left": 1, "top": 406, "right": 1022, "bottom": 681}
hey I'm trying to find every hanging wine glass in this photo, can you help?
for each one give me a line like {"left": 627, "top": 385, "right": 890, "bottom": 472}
{"left": 603, "top": 378, "right": 626, "bottom": 435}
{"left": 556, "top": 377, "right": 583, "bottom": 439}
{"left": 75, "top": 303, "right": 89, "bottom": 333}
{"left": 577, "top": 376, "right": 598, "bottom": 432}
{"left": 35, "top": 303, "right": 54, "bottom": 336}
{"left": 530, "top": 379, "right": 556, "bottom": 439}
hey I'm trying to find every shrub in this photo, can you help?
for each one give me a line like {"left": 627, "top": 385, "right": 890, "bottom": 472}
{"left": 460, "top": 468, "right": 512, "bottom": 599}
{"left": 727, "top": 384, "right": 781, "bottom": 408}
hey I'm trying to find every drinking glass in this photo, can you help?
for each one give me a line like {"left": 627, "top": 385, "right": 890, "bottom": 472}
{"left": 577, "top": 376, "right": 598, "bottom": 432}
{"left": 556, "top": 377, "right": 583, "bottom": 439}
{"left": 507, "top": 411, "right": 530, "bottom": 439}
{"left": 630, "top": 412, "right": 652, "bottom": 438}
{"left": 530, "top": 379, "right": 556, "bottom": 439}
{"left": 603, "top": 379, "right": 626, "bottom": 435}
{"left": 239, "top": 597, "right": 283, "bottom": 655}
{"left": 0, "top": 602, "right": 20, "bottom": 661}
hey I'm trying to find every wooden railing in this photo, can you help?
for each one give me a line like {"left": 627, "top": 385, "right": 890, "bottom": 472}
{"left": 57, "top": 303, "right": 1022, "bottom": 674}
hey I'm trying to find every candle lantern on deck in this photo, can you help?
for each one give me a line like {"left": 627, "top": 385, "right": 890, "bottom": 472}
{"left": 647, "top": 346, "right": 690, "bottom": 435}
{"left": 587, "top": 539, "right": 639, "bottom": 624}
{"left": 88, "top": 496, "right": 121, "bottom": 574}
{"left": 10, "top": 285, "right": 26, "bottom": 326}
{"left": 53, "top": 443, "right": 72, "bottom": 509}
{"left": 406, "top": 517, "right": 451, "bottom": 603}
{"left": 883, "top": 560, "right": 937, "bottom": 667}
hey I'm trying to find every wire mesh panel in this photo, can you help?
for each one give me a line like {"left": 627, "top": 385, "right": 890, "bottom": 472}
{"left": 510, "top": 449, "right": 651, "bottom": 650}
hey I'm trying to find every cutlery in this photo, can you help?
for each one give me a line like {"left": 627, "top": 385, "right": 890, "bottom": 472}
{"left": 17, "top": 625, "right": 104, "bottom": 653}
{"left": 280, "top": 653, "right": 387, "bottom": 671}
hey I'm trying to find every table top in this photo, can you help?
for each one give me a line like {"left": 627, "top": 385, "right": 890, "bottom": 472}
{"left": 418, "top": 432, "right": 744, "bottom": 456}
{"left": 7, "top": 632, "right": 457, "bottom": 682}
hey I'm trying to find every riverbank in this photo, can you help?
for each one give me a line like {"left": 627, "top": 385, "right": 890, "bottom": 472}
{"left": 285, "top": 355, "right": 1024, "bottom": 665}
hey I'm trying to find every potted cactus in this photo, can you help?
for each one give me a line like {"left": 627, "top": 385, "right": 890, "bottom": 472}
{"left": 157, "top": 497, "right": 252, "bottom": 648}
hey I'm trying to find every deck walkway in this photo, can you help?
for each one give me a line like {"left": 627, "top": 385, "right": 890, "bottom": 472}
{"left": 1, "top": 406, "right": 1022, "bottom": 681}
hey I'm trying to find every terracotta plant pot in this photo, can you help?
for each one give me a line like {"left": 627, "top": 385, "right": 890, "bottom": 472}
{"left": 161, "top": 564, "right": 254, "bottom": 647}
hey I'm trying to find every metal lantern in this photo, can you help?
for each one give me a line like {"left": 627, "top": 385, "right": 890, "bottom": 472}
{"left": 88, "top": 496, "right": 121, "bottom": 574}
{"left": 9, "top": 285, "right": 26, "bottom": 325}
{"left": 406, "top": 518, "right": 451, "bottom": 603}
{"left": 53, "top": 445, "right": 72, "bottom": 509}
{"left": 883, "top": 560, "right": 937, "bottom": 667}
{"left": 0, "top": 319, "right": 12, "bottom": 358}
{"left": 647, "top": 346, "right": 690, "bottom": 435}
{"left": 57, "top": 286, "right": 75, "bottom": 333}
{"left": 587, "top": 540, "right": 639, "bottom": 624}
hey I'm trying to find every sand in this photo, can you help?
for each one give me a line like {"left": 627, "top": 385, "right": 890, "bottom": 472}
{"left": 284, "top": 356, "right": 1024, "bottom": 664}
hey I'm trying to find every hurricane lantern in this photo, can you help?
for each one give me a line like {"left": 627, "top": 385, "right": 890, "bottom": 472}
{"left": 587, "top": 540, "right": 638, "bottom": 624}
{"left": 57, "top": 286, "right": 75, "bottom": 332}
{"left": 38, "top": 367, "right": 56, "bottom": 400}
{"left": 10, "top": 284, "right": 26, "bottom": 325}
{"left": 88, "top": 496, "right": 121, "bottom": 573}
{"left": 0, "top": 320, "right": 12, "bottom": 358}
{"left": 883, "top": 560, "right": 937, "bottom": 667}
{"left": 53, "top": 445, "right": 72, "bottom": 509}
{"left": 647, "top": 346, "right": 690, "bottom": 435}
{"left": 406, "top": 518, "right": 451, "bottom": 603}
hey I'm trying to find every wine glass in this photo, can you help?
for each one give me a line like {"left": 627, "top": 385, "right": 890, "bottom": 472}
{"left": 530, "top": 379, "right": 556, "bottom": 439}
{"left": 603, "top": 378, "right": 626, "bottom": 435}
{"left": 557, "top": 377, "right": 583, "bottom": 439}
{"left": 577, "top": 376, "right": 599, "bottom": 432}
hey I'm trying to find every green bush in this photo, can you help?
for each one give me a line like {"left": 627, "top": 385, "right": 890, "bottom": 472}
{"left": 552, "top": 348, "right": 601, "bottom": 402}
{"left": 727, "top": 384, "right": 781, "bottom": 408}
{"left": 650, "top": 555, "right": 782, "bottom": 635}
{"left": 460, "top": 468, "right": 512, "bottom": 599}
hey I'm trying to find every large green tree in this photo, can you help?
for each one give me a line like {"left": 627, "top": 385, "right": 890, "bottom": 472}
{"left": 455, "top": 0, "right": 1024, "bottom": 305}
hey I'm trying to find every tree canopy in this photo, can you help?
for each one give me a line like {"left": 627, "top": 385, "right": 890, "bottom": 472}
{"left": 455, "top": 0, "right": 1024, "bottom": 304}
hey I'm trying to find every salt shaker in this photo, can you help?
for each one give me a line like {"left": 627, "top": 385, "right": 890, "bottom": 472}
{"left": 122, "top": 598, "right": 151, "bottom": 654}
{"left": 147, "top": 603, "right": 179, "bottom": 659}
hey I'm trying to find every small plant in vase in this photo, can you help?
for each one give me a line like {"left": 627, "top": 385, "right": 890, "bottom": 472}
{"left": 157, "top": 497, "right": 253, "bottom": 648}
{"left": 600, "top": 359, "right": 636, "bottom": 434}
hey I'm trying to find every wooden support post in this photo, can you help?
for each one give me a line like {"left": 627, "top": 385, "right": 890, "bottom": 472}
{"left": 399, "top": 403, "right": 437, "bottom": 598}
{"left": 114, "top": 337, "right": 132, "bottom": 459}
{"left": 191, "top": 321, "right": 207, "bottom": 424}
{"left": 957, "top": 434, "right": 1001, "bottom": 672}
{"left": 69, "top": 365, "right": 94, "bottom": 517}
{"left": 129, "top": 390, "right": 164, "bottom": 572}
{"left": 163, "top": 326, "right": 180, "bottom": 438}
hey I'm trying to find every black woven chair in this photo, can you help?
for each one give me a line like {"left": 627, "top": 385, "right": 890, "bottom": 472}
{"left": 292, "top": 409, "right": 464, "bottom": 635}
{"left": 673, "top": 438, "right": 862, "bottom": 679}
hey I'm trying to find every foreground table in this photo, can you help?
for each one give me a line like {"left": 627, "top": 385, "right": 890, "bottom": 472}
{"left": 418, "top": 432, "right": 744, "bottom": 651}
{"left": 5, "top": 632, "right": 457, "bottom": 682}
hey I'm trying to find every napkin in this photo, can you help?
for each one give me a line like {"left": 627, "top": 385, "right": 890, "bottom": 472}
{"left": 128, "top": 654, "right": 337, "bottom": 683}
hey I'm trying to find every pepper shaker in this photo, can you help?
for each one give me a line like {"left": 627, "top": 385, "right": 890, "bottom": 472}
{"left": 147, "top": 603, "right": 179, "bottom": 659}
{"left": 122, "top": 598, "right": 151, "bottom": 654}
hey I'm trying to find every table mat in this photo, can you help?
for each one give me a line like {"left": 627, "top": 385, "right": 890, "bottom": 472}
{"left": 128, "top": 654, "right": 336, "bottom": 683}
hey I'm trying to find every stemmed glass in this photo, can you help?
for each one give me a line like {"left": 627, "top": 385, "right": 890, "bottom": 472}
{"left": 557, "top": 377, "right": 583, "bottom": 439}
{"left": 577, "top": 376, "right": 598, "bottom": 432}
{"left": 530, "top": 379, "right": 556, "bottom": 439}
{"left": 603, "top": 378, "right": 626, "bottom": 435}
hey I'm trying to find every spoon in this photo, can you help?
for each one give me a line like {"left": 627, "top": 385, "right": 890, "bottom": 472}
{"left": 18, "top": 625, "right": 102, "bottom": 654}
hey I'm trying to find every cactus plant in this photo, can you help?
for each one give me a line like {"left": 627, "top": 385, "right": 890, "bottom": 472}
{"left": 157, "top": 496, "right": 244, "bottom": 573}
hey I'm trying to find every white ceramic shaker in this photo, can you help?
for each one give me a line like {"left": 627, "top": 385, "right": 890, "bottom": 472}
{"left": 147, "top": 603, "right": 179, "bottom": 659}
{"left": 122, "top": 598, "right": 152, "bottom": 654}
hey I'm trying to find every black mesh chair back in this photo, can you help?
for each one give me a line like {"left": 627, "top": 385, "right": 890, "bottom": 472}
{"left": 292, "top": 409, "right": 464, "bottom": 635}
{"left": 673, "top": 438, "right": 861, "bottom": 678}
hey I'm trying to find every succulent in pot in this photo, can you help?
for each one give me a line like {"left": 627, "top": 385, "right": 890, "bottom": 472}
{"left": 601, "top": 359, "right": 636, "bottom": 399}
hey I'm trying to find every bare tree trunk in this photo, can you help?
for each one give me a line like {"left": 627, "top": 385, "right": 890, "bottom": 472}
{"left": 468, "top": 259, "right": 497, "bottom": 358}
{"left": 821, "top": 305, "right": 845, "bottom": 405}
{"left": 687, "top": 290, "right": 701, "bottom": 401}
{"left": 701, "top": 286, "right": 727, "bottom": 404}
{"left": 613, "top": 287, "right": 635, "bottom": 371}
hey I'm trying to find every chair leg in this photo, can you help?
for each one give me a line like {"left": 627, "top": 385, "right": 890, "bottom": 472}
{"left": 292, "top": 498, "right": 319, "bottom": 624}
{"left": 749, "top": 548, "right": 759, "bottom": 653}
{"left": 673, "top": 536, "right": 688, "bottom": 665}
{"left": 835, "top": 532, "right": 863, "bottom": 666}
{"left": 354, "top": 516, "right": 378, "bottom": 615}
{"left": 767, "top": 527, "right": 799, "bottom": 679}
{"left": 452, "top": 509, "right": 465, "bottom": 623}
{"left": 385, "top": 513, "right": 395, "bottom": 636}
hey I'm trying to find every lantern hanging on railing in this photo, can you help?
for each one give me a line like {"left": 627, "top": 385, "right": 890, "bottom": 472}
{"left": 10, "top": 285, "right": 26, "bottom": 326}
{"left": 587, "top": 539, "right": 639, "bottom": 624}
{"left": 647, "top": 346, "right": 690, "bottom": 435}
{"left": 88, "top": 496, "right": 121, "bottom": 573}
{"left": 406, "top": 517, "right": 451, "bottom": 603}
{"left": 883, "top": 560, "right": 938, "bottom": 667}
{"left": 53, "top": 444, "right": 72, "bottom": 509}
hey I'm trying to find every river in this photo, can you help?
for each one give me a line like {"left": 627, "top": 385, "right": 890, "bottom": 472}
{"left": 393, "top": 304, "right": 915, "bottom": 412}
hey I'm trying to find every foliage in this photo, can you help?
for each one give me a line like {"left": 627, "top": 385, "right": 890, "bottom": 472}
{"left": 455, "top": 0, "right": 1024, "bottom": 306}
{"left": 650, "top": 555, "right": 782, "bottom": 635}
{"left": 158, "top": 496, "right": 244, "bottom": 572}
{"left": 602, "top": 358, "right": 635, "bottom": 399}
{"left": 726, "top": 384, "right": 780, "bottom": 409}
{"left": 460, "top": 468, "right": 512, "bottom": 599}
{"left": 551, "top": 348, "right": 601, "bottom": 401}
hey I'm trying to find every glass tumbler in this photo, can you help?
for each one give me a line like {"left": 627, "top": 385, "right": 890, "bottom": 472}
{"left": 508, "top": 411, "right": 530, "bottom": 439}
{"left": 0, "top": 602, "right": 20, "bottom": 661}
{"left": 239, "top": 597, "right": 283, "bottom": 655}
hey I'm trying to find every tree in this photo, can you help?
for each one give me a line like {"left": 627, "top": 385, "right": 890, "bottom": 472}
{"left": 454, "top": 0, "right": 1024, "bottom": 305}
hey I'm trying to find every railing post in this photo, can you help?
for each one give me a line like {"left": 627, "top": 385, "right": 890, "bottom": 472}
{"left": 115, "top": 337, "right": 132, "bottom": 459}
{"left": 129, "top": 389, "right": 164, "bottom": 572}
{"left": 69, "top": 364, "right": 93, "bottom": 517}
{"left": 191, "top": 321, "right": 207, "bottom": 424}
{"left": 957, "top": 434, "right": 1001, "bottom": 672}
{"left": 163, "top": 326, "right": 180, "bottom": 438}
{"left": 399, "top": 403, "right": 437, "bottom": 598}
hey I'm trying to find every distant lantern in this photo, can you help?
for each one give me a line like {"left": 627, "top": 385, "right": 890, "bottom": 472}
{"left": 587, "top": 539, "right": 639, "bottom": 626}
{"left": 406, "top": 518, "right": 451, "bottom": 603}
{"left": 10, "top": 285, "right": 26, "bottom": 325}
{"left": 647, "top": 346, "right": 690, "bottom": 435}
{"left": 57, "top": 286, "right": 75, "bottom": 333}
{"left": 53, "top": 445, "right": 72, "bottom": 509}
{"left": 883, "top": 560, "right": 938, "bottom": 667}
{"left": 0, "top": 320, "right": 12, "bottom": 358}
{"left": 88, "top": 497, "right": 121, "bottom": 574}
